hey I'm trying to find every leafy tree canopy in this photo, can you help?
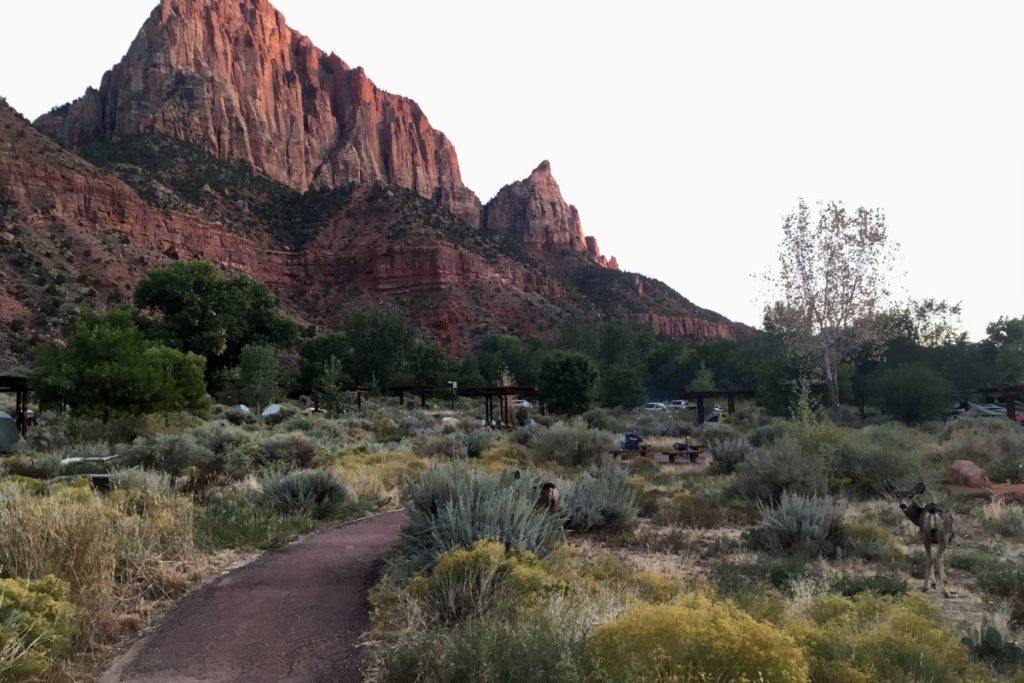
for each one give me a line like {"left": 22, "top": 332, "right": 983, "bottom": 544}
{"left": 32, "top": 308, "right": 210, "bottom": 419}
{"left": 539, "top": 351, "right": 599, "bottom": 415}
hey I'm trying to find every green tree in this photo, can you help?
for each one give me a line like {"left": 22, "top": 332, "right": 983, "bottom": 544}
{"left": 238, "top": 344, "right": 282, "bottom": 413}
{"left": 314, "top": 356, "right": 349, "bottom": 416}
{"left": 871, "top": 364, "right": 953, "bottom": 424}
{"left": 686, "top": 360, "right": 716, "bottom": 392}
{"left": 295, "top": 333, "right": 352, "bottom": 397}
{"left": 455, "top": 354, "right": 486, "bottom": 389}
{"left": 343, "top": 308, "right": 414, "bottom": 389}
{"left": 599, "top": 363, "right": 646, "bottom": 408}
{"left": 765, "top": 200, "right": 895, "bottom": 421}
{"left": 986, "top": 316, "right": 1024, "bottom": 383}
{"left": 473, "top": 335, "right": 546, "bottom": 386}
{"left": 32, "top": 309, "right": 209, "bottom": 419}
{"left": 133, "top": 260, "right": 297, "bottom": 376}
{"left": 405, "top": 339, "right": 448, "bottom": 386}
{"left": 539, "top": 351, "right": 598, "bottom": 415}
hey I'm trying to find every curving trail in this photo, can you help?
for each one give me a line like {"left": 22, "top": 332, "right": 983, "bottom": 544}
{"left": 101, "top": 510, "right": 405, "bottom": 683}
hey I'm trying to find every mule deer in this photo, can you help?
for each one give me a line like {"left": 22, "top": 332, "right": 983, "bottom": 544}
{"left": 883, "top": 480, "right": 956, "bottom": 597}
{"left": 537, "top": 482, "right": 559, "bottom": 514}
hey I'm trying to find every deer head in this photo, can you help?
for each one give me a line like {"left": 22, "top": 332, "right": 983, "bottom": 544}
{"left": 882, "top": 480, "right": 926, "bottom": 512}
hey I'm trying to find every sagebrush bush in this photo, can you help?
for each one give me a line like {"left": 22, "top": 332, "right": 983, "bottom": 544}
{"left": 399, "top": 464, "right": 564, "bottom": 572}
{"left": 0, "top": 575, "right": 78, "bottom": 681}
{"left": 748, "top": 419, "right": 788, "bottom": 447}
{"left": 731, "top": 436, "right": 830, "bottom": 503}
{"left": 126, "top": 432, "right": 219, "bottom": 476}
{"left": 756, "top": 491, "right": 846, "bottom": 557}
{"left": 830, "top": 423, "right": 936, "bottom": 498}
{"left": 260, "top": 469, "right": 351, "bottom": 519}
{"left": 251, "top": 433, "right": 324, "bottom": 469}
{"left": 463, "top": 430, "right": 493, "bottom": 458}
{"left": 946, "top": 552, "right": 1021, "bottom": 597}
{"left": 529, "top": 420, "right": 614, "bottom": 467}
{"left": 560, "top": 462, "right": 637, "bottom": 532}
{"left": 110, "top": 466, "right": 171, "bottom": 494}
{"left": 981, "top": 498, "right": 1024, "bottom": 539}
{"left": 584, "top": 597, "right": 810, "bottom": 681}
{"left": 369, "top": 416, "right": 410, "bottom": 443}
{"left": 709, "top": 436, "right": 751, "bottom": 475}
{"left": 631, "top": 411, "right": 693, "bottom": 437}
{"left": 786, "top": 593, "right": 985, "bottom": 682}
{"left": 417, "top": 433, "right": 468, "bottom": 459}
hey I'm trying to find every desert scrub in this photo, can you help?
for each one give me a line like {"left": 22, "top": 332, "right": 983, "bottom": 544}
{"left": 196, "top": 491, "right": 315, "bottom": 550}
{"left": 829, "top": 574, "right": 908, "bottom": 597}
{"left": 946, "top": 551, "right": 1021, "bottom": 597}
{"left": 0, "top": 575, "right": 78, "bottom": 681}
{"left": 786, "top": 592, "right": 986, "bottom": 682}
{"left": 125, "top": 432, "right": 220, "bottom": 477}
{"left": 583, "top": 596, "right": 809, "bottom": 681}
{"left": 560, "top": 462, "right": 637, "bottom": 532}
{"left": 842, "top": 518, "right": 904, "bottom": 562}
{"left": 708, "top": 435, "right": 751, "bottom": 475}
{"left": 730, "top": 435, "right": 830, "bottom": 503}
{"left": 653, "top": 491, "right": 724, "bottom": 529}
{"left": 110, "top": 466, "right": 171, "bottom": 494}
{"left": 399, "top": 464, "right": 564, "bottom": 572}
{"left": 260, "top": 468, "right": 352, "bottom": 519}
{"left": 416, "top": 433, "right": 468, "bottom": 459}
{"left": 981, "top": 498, "right": 1024, "bottom": 539}
{"left": 829, "top": 423, "right": 936, "bottom": 498}
{"left": 406, "top": 540, "right": 557, "bottom": 624}
{"left": 939, "top": 417, "right": 1024, "bottom": 483}
{"left": 528, "top": 419, "right": 615, "bottom": 467}
{"left": 755, "top": 491, "right": 846, "bottom": 556}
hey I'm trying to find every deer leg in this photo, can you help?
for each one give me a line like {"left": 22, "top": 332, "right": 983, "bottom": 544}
{"left": 937, "top": 544, "right": 951, "bottom": 597}
{"left": 921, "top": 540, "right": 933, "bottom": 593}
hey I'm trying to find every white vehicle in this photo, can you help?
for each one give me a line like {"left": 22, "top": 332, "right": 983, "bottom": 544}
{"left": 643, "top": 402, "right": 668, "bottom": 411}
{"left": 667, "top": 400, "right": 693, "bottom": 410}
{"left": 512, "top": 399, "right": 534, "bottom": 409}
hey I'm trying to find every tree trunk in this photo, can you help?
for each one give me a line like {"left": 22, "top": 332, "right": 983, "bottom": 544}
{"left": 824, "top": 348, "right": 841, "bottom": 423}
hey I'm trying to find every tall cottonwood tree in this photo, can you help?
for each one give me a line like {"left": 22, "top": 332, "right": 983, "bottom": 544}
{"left": 765, "top": 200, "right": 895, "bottom": 421}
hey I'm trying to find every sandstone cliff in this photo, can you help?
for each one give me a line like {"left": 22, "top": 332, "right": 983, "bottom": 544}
{"left": 35, "top": 0, "right": 481, "bottom": 225}
{"left": 483, "top": 161, "right": 617, "bottom": 268}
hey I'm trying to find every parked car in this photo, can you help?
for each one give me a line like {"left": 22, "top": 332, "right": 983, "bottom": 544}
{"left": 643, "top": 402, "right": 668, "bottom": 411}
{"left": 512, "top": 399, "right": 533, "bottom": 409}
{"left": 667, "top": 399, "right": 693, "bottom": 410}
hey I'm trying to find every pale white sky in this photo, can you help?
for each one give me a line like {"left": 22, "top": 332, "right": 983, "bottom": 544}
{"left": 2, "top": 0, "right": 1022, "bottom": 339}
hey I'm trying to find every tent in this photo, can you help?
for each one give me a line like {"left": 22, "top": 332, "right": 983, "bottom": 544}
{"left": 0, "top": 410, "right": 20, "bottom": 454}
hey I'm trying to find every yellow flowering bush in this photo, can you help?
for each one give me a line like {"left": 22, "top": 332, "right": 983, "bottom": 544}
{"left": 0, "top": 575, "right": 78, "bottom": 681}
{"left": 584, "top": 597, "right": 810, "bottom": 682}
{"left": 786, "top": 593, "right": 987, "bottom": 683}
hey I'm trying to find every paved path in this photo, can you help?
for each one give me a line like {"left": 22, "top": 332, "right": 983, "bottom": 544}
{"left": 102, "top": 510, "right": 405, "bottom": 683}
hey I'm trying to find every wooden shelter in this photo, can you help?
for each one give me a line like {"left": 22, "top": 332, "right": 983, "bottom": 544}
{"left": 673, "top": 389, "right": 756, "bottom": 424}
{"left": 0, "top": 374, "right": 31, "bottom": 437}
{"left": 390, "top": 385, "right": 435, "bottom": 408}
{"left": 974, "top": 384, "right": 1024, "bottom": 421}
{"left": 459, "top": 386, "right": 543, "bottom": 426}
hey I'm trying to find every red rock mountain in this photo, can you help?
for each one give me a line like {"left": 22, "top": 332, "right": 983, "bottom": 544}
{"left": 1, "top": 0, "right": 749, "bottom": 361}
{"left": 483, "top": 161, "right": 617, "bottom": 269}
{"left": 36, "top": 0, "right": 481, "bottom": 226}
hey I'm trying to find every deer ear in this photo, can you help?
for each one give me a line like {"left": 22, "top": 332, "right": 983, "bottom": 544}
{"left": 912, "top": 481, "right": 926, "bottom": 495}
{"left": 882, "top": 480, "right": 896, "bottom": 494}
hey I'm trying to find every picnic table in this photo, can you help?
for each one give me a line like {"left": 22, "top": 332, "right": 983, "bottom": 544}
{"left": 610, "top": 448, "right": 705, "bottom": 464}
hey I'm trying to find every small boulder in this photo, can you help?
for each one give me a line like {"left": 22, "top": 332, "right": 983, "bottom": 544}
{"left": 0, "top": 231, "right": 15, "bottom": 245}
{"left": 949, "top": 459, "right": 992, "bottom": 489}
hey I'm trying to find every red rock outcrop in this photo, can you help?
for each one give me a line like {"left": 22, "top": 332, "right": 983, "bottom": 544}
{"left": 34, "top": 0, "right": 482, "bottom": 226}
{"left": 949, "top": 460, "right": 993, "bottom": 489}
{"left": 483, "top": 161, "right": 616, "bottom": 267}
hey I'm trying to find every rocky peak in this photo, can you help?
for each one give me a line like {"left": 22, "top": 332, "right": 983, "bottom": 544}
{"left": 35, "top": 0, "right": 482, "bottom": 225}
{"left": 482, "top": 160, "right": 617, "bottom": 268}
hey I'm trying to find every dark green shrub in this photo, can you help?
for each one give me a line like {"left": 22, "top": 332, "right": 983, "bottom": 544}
{"left": 755, "top": 491, "right": 846, "bottom": 557}
{"left": 713, "top": 557, "right": 821, "bottom": 597}
{"left": 962, "top": 624, "right": 1024, "bottom": 676}
{"left": 464, "top": 430, "right": 494, "bottom": 458}
{"left": 197, "top": 493, "right": 315, "bottom": 550}
{"left": 260, "top": 469, "right": 351, "bottom": 519}
{"left": 829, "top": 423, "right": 935, "bottom": 498}
{"left": 0, "top": 575, "right": 79, "bottom": 681}
{"left": 748, "top": 420, "right": 787, "bottom": 447}
{"left": 830, "top": 574, "right": 908, "bottom": 597}
{"left": 946, "top": 552, "right": 1021, "bottom": 597}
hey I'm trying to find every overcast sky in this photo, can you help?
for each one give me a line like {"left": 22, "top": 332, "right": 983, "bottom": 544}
{"left": 2, "top": 0, "right": 1022, "bottom": 339}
